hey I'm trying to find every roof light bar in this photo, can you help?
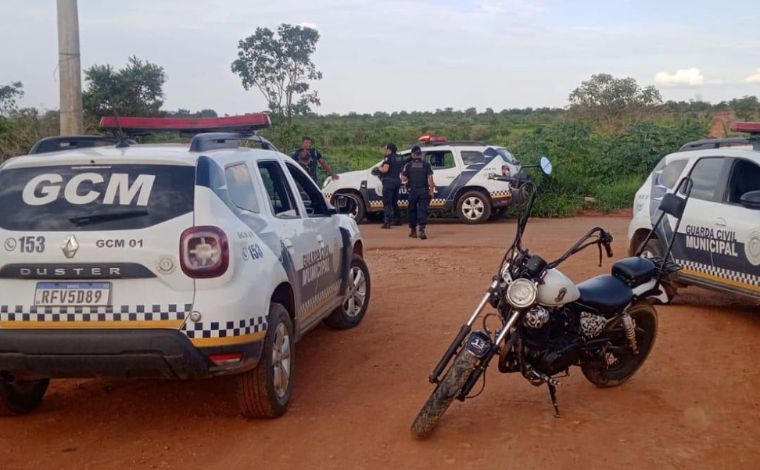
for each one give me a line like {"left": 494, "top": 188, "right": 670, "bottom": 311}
{"left": 99, "top": 113, "right": 271, "bottom": 135}
{"left": 731, "top": 122, "right": 760, "bottom": 135}
{"left": 418, "top": 134, "right": 447, "bottom": 144}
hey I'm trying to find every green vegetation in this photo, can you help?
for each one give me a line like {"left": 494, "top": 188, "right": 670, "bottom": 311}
{"left": 2, "top": 66, "right": 759, "bottom": 217}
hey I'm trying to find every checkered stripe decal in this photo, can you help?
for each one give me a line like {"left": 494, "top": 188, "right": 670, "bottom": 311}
{"left": 677, "top": 259, "right": 760, "bottom": 287}
{"left": 300, "top": 280, "right": 341, "bottom": 316}
{"left": 183, "top": 316, "right": 267, "bottom": 339}
{"left": 0, "top": 304, "right": 190, "bottom": 322}
{"left": 368, "top": 198, "right": 446, "bottom": 208}
{"left": 491, "top": 190, "right": 512, "bottom": 199}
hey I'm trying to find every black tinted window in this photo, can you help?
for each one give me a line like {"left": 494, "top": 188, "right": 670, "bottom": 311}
{"left": 461, "top": 151, "right": 485, "bottom": 166}
{"left": 0, "top": 164, "right": 194, "bottom": 231}
{"left": 657, "top": 159, "right": 688, "bottom": 189}
{"left": 689, "top": 158, "right": 725, "bottom": 201}
{"left": 727, "top": 159, "right": 760, "bottom": 203}
{"left": 286, "top": 162, "right": 329, "bottom": 216}
{"left": 257, "top": 161, "right": 299, "bottom": 217}
{"left": 225, "top": 163, "right": 259, "bottom": 212}
{"left": 425, "top": 151, "right": 455, "bottom": 169}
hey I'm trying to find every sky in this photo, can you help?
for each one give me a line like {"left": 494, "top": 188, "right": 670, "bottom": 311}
{"left": 1, "top": 0, "right": 759, "bottom": 115}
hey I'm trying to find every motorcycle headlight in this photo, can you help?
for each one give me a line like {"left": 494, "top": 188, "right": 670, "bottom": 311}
{"left": 506, "top": 278, "right": 537, "bottom": 309}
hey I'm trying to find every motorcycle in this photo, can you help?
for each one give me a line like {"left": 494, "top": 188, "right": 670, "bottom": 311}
{"left": 410, "top": 156, "right": 692, "bottom": 438}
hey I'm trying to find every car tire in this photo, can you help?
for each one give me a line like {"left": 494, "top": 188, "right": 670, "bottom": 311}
{"left": 640, "top": 238, "right": 677, "bottom": 304}
{"left": 324, "top": 255, "right": 371, "bottom": 330}
{"left": 236, "top": 303, "right": 294, "bottom": 419}
{"left": 0, "top": 375, "right": 49, "bottom": 416}
{"left": 456, "top": 190, "right": 492, "bottom": 224}
{"left": 332, "top": 192, "right": 366, "bottom": 223}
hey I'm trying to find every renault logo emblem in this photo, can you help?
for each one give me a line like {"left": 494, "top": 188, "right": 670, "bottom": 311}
{"left": 61, "top": 235, "right": 79, "bottom": 259}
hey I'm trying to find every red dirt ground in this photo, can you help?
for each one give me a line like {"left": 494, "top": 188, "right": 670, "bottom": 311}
{"left": 1, "top": 217, "right": 758, "bottom": 469}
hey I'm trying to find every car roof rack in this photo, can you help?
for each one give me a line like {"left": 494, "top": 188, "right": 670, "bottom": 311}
{"left": 678, "top": 137, "right": 752, "bottom": 151}
{"left": 680, "top": 122, "right": 760, "bottom": 152}
{"left": 28, "top": 135, "right": 136, "bottom": 155}
{"left": 189, "top": 132, "right": 279, "bottom": 153}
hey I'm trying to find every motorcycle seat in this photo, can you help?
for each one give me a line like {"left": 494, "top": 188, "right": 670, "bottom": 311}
{"left": 576, "top": 275, "right": 633, "bottom": 315}
{"left": 612, "top": 257, "right": 657, "bottom": 287}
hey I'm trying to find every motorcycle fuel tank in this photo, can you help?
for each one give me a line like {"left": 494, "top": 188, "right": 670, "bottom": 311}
{"left": 537, "top": 268, "right": 580, "bottom": 307}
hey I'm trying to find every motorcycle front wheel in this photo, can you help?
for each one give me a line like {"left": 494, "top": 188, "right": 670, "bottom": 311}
{"left": 581, "top": 302, "right": 658, "bottom": 388}
{"left": 410, "top": 349, "right": 480, "bottom": 438}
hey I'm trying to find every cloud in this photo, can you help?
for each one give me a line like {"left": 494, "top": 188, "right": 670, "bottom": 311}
{"left": 298, "top": 21, "right": 319, "bottom": 30}
{"left": 478, "top": 0, "right": 545, "bottom": 17}
{"left": 654, "top": 68, "right": 705, "bottom": 86}
{"left": 746, "top": 68, "right": 760, "bottom": 83}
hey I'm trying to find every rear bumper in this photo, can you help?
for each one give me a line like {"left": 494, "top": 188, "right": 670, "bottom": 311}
{"left": 0, "top": 329, "right": 263, "bottom": 380}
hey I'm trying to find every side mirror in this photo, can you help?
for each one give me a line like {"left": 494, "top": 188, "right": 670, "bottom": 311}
{"left": 740, "top": 190, "right": 760, "bottom": 210}
{"left": 326, "top": 204, "right": 339, "bottom": 216}
{"left": 539, "top": 156, "right": 553, "bottom": 176}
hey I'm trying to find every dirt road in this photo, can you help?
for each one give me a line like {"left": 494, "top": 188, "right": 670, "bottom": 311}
{"left": 1, "top": 217, "right": 759, "bottom": 469}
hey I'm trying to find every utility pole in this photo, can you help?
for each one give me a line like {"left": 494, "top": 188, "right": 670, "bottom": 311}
{"left": 57, "top": 0, "right": 83, "bottom": 135}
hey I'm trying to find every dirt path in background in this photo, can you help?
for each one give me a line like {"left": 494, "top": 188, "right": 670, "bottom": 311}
{"left": 1, "top": 217, "right": 759, "bottom": 469}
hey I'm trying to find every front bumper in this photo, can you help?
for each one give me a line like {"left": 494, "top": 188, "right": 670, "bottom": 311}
{"left": 0, "top": 329, "right": 263, "bottom": 380}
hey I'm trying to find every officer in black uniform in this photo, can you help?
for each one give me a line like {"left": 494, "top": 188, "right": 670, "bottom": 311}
{"left": 378, "top": 143, "right": 404, "bottom": 229}
{"left": 401, "top": 145, "right": 435, "bottom": 240}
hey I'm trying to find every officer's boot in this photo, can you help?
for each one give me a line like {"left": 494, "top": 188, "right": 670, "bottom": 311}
{"left": 408, "top": 226, "right": 417, "bottom": 238}
{"left": 418, "top": 227, "right": 427, "bottom": 240}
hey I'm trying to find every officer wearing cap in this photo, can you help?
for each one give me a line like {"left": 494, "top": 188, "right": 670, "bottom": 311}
{"left": 401, "top": 145, "right": 435, "bottom": 239}
{"left": 378, "top": 143, "right": 404, "bottom": 229}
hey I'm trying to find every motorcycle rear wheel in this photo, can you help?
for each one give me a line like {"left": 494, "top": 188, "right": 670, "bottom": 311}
{"left": 410, "top": 349, "right": 480, "bottom": 438}
{"left": 581, "top": 302, "right": 657, "bottom": 388}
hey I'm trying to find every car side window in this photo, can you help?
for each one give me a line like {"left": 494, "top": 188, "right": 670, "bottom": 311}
{"left": 257, "top": 160, "right": 300, "bottom": 218}
{"left": 657, "top": 159, "right": 688, "bottom": 189}
{"left": 461, "top": 151, "right": 485, "bottom": 166}
{"left": 688, "top": 158, "right": 726, "bottom": 202}
{"left": 425, "top": 151, "right": 455, "bottom": 169}
{"left": 726, "top": 159, "right": 760, "bottom": 204}
{"left": 225, "top": 163, "right": 259, "bottom": 212}
{"left": 285, "top": 162, "right": 330, "bottom": 216}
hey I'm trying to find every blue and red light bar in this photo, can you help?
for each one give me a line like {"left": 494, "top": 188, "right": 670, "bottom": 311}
{"left": 732, "top": 122, "right": 760, "bottom": 135}
{"left": 99, "top": 113, "right": 271, "bottom": 135}
{"left": 418, "top": 134, "right": 447, "bottom": 144}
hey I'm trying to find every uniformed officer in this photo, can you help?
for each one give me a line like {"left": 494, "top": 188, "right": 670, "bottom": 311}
{"left": 378, "top": 143, "right": 404, "bottom": 229}
{"left": 290, "top": 136, "right": 339, "bottom": 183}
{"left": 401, "top": 145, "right": 435, "bottom": 240}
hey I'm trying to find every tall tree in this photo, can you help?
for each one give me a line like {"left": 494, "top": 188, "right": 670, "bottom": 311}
{"left": 569, "top": 73, "right": 662, "bottom": 126}
{"left": 82, "top": 56, "right": 166, "bottom": 117}
{"left": 231, "top": 24, "right": 323, "bottom": 121}
{"left": 0, "top": 81, "right": 23, "bottom": 117}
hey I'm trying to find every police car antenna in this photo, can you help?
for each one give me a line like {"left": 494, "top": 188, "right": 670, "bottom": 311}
{"left": 111, "top": 110, "right": 130, "bottom": 148}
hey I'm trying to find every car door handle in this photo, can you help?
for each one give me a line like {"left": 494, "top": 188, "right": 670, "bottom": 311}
{"left": 716, "top": 217, "right": 727, "bottom": 227}
{"left": 316, "top": 235, "right": 325, "bottom": 246}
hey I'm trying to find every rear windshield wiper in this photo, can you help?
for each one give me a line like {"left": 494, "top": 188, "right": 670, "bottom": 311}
{"left": 69, "top": 210, "right": 149, "bottom": 226}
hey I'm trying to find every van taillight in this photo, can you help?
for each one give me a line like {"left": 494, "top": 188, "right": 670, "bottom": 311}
{"left": 502, "top": 165, "right": 511, "bottom": 176}
{"left": 180, "top": 226, "right": 229, "bottom": 278}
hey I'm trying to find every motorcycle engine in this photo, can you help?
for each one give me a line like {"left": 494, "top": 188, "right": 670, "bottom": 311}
{"left": 521, "top": 307, "right": 584, "bottom": 376}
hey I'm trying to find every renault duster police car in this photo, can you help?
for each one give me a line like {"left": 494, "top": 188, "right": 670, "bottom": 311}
{"left": 628, "top": 121, "right": 760, "bottom": 302}
{"left": 322, "top": 135, "right": 522, "bottom": 224}
{"left": 0, "top": 115, "right": 370, "bottom": 418}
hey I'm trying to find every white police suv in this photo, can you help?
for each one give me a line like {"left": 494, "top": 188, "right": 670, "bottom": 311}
{"left": 0, "top": 115, "right": 370, "bottom": 418}
{"left": 322, "top": 135, "right": 522, "bottom": 224}
{"left": 628, "top": 122, "right": 760, "bottom": 302}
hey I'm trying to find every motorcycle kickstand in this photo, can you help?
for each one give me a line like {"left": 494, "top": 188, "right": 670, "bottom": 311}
{"left": 547, "top": 381, "right": 560, "bottom": 418}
